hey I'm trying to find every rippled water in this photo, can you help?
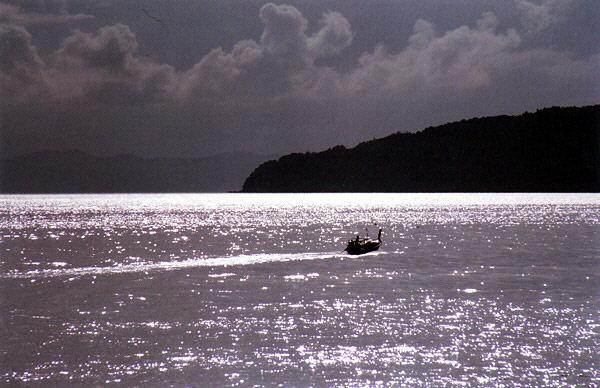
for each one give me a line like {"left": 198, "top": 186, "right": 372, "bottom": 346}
{"left": 1, "top": 193, "right": 599, "bottom": 386}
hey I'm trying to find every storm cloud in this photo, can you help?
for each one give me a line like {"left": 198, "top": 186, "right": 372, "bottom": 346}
{"left": 1, "top": 1, "right": 598, "bottom": 158}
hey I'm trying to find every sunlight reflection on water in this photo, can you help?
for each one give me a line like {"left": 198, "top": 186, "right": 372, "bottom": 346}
{"left": 1, "top": 193, "right": 599, "bottom": 385}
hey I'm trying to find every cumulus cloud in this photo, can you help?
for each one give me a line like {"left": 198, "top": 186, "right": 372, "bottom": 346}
{"left": 0, "top": 23, "right": 45, "bottom": 105}
{"left": 56, "top": 24, "right": 139, "bottom": 71}
{"left": 344, "top": 12, "right": 522, "bottom": 95}
{"left": 308, "top": 11, "right": 353, "bottom": 58}
{"left": 0, "top": 23, "right": 43, "bottom": 73}
{"left": 259, "top": 3, "right": 308, "bottom": 60}
{"left": 22, "top": 23, "right": 173, "bottom": 105}
{"left": 515, "top": 0, "right": 574, "bottom": 34}
{"left": 1, "top": 2, "right": 598, "bottom": 158}
{"left": 0, "top": 2, "right": 93, "bottom": 104}
{"left": 0, "top": 21, "right": 175, "bottom": 108}
{"left": 177, "top": 3, "right": 352, "bottom": 100}
{"left": 332, "top": 9, "right": 598, "bottom": 141}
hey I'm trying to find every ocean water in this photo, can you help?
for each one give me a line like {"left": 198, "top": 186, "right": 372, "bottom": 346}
{"left": 1, "top": 193, "right": 599, "bottom": 386}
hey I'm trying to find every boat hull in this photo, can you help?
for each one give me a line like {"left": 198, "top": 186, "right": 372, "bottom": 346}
{"left": 344, "top": 228, "right": 383, "bottom": 255}
{"left": 344, "top": 241, "right": 381, "bottom": 255}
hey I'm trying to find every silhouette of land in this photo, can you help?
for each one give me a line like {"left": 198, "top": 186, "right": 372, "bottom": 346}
{"left": 242, "top": 105, "right": 600, "bottom": 192}
{"left": 0, "top": 151, "right": 273, "bottom": 193}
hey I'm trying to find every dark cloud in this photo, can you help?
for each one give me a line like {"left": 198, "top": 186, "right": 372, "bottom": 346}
{"left": 0, "top": 22, "right": 42, "bottom": 73}
{"left": 49, "top": 24, "right": 174, "bottom": 105}
{"left": 0, "top": 2, "right": 93, "bottom": 25}
{"left": 0, "top": 1, "right": 598, "bottom": 158}
{"left": 15, "top": 0, "right": 70, "bottom": 14}
{"left": 0, "top": 23, "right": 45, "bottom": 105}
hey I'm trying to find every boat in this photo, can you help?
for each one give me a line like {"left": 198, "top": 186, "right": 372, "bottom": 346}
{"left": 344, "top": 229, "right": 382, "bottom": 255}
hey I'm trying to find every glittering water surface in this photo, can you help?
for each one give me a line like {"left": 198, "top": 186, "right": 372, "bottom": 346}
{"left": 1, "top": 193, "right": 599, "bottom": 386}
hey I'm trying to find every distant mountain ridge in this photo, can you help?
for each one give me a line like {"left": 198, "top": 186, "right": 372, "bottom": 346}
{"left": 242, "top": 105, "right": 600, "bottom": 192}
{"left": 0, "top": 151, "right": 274, "bottom": 193}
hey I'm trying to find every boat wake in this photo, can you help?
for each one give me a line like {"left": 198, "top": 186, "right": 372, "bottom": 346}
{"left": 2, "top": 251, "right": 390, "bottom": 279}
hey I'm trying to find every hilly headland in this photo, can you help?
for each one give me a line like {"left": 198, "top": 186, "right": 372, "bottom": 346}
{"left": 242, "top": 105, "right": 600, "bottom": 192}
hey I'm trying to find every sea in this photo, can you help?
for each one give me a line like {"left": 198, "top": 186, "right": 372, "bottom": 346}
{"left": 1, "top": 193, "right": 599, "bottom": 386}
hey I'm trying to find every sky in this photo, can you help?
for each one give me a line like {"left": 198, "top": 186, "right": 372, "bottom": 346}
{"left": 1, "top": 0, "right": 599, "bottom": 158}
